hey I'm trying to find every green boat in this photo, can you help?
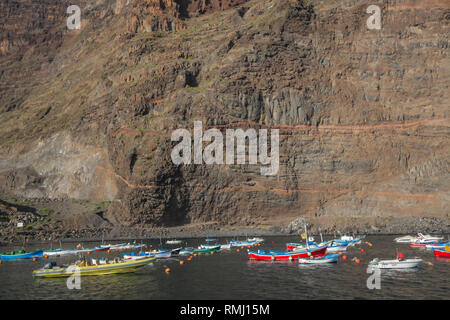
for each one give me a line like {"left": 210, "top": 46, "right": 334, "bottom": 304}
{"left": 193, "top": 245, "right": 221, "bottom": 253}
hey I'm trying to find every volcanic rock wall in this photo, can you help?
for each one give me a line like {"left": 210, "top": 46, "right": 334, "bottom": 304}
{"left": 0, "top": 0, "right": 448, "bottom": 231}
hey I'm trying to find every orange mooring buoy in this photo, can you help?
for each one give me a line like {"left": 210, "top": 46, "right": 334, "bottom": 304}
{"left": 180, "top": 261, "right": 184, "bottom": 265}
{"left": 165, "top": 267, "right": 171, "bottom": 273}
{"left": 87, "top": 251, "right": 91, "bottom": 255}
{"left": 33, "top": 257, "right": 37, "bottom": 261}
{"left": 44, "top": 255, "right": 48, "bottom": 259}
{"left": 342, "top": 255, "right": 347, "bottom": 260}
{"left": 355, "top": 258, "right": 361, "bottom": 263}
{"left": 361, "top": 248, "right": 365, "bottom": 253}
{"left": 236, "top": 249, "right": 240, "bottom": 252}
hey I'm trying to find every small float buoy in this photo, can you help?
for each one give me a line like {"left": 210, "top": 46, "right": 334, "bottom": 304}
{"left": 44, "top": 255, "right": 48, "bottom": 259}
{"left": 342, "top": 255, "right": 347, "bottom": 260}
{"left": 33, "top": 257, "right": 37, "bottom": 262}
{"left": 236, "top": 249, "right": 240, "bottom": 252}
{"left": 193, "top": 254, "right": 197, "bottom": 257}
{"left": 165, "top": 268, "right": 171, "bottom": 273}
{"left": 87, "top": 251, "right": 91, "bottom": 255}
{"left": 210, "top": 251, "right": 214, "bottom": 255}
{"left": 56, "top": 254, "right": 60, "bottom": 257}
{"left": 361, "top": 249, "right": 365, "bottom": 253}
{"left": 180, "top": 261, "right": 184, "bottom": 265}
{"left": 0, "top": 260, "right": 2, "bottom": 264}
{"left": 107, "top": 249, "right": 110, "bottom": 254}
{"left": 355, "top": 258, "right": 360, "bottom": 264}
{"left": 338, "top": 251, "right": 342, "bottom": 255}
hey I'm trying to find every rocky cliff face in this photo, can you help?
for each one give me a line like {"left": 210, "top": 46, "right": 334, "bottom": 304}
{"left": 0, "top": 0, "right": 448, "bottom": 237}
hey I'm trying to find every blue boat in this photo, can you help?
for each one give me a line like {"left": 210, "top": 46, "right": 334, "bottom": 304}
{"left": 0, "top": 249, "right": 44, "bottom": 261}
{"left": 298, "top": 253, "right": 340, "bottom": 264}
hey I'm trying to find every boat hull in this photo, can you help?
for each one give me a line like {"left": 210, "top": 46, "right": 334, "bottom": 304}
{"left": 368, "top": 258, "right": 422, "bottom": 269}
{"left": 298, "top": 254, "right": 339, "bottom": 264}
{"left": 0, "top": 250, "right": 43, "bottom": 261}
{"left": 32, "top": 256, "right": 155, "bottom": 278}
{"left": 248, "top": 247, "right": 327, "bottom": 261}
{"left": 433, "top": 249, "right": 450, "bottom": 258}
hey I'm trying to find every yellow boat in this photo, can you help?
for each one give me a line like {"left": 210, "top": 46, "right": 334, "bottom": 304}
{"left": 32, "top": 256, "right": 155, "bottom": 278}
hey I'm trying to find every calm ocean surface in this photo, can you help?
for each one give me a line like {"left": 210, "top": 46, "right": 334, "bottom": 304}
{"left": 0, "top": 235, "right": 448, "bottom": 300}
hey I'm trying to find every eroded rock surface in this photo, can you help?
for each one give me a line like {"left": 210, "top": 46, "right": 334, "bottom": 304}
{"left": 0, "top": 0, "right": 448, "bottom": 238}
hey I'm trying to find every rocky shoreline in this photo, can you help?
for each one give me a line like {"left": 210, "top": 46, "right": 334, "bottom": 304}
{"left": 1, "top": 196, "right": 449, "bottom": 244}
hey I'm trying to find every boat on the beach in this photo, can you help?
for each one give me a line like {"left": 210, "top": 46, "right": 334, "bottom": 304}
{"left": 298, "top": 253, "right": 339, "bottom": 264}
{"left": 32, "top": 256, "right": 155, "bottom": 278}
{"left": 248, "top": 246, "right": 327, "bottom": 261}
{"left": 0, "top": 249, "right": 43, "bottom": 261}
{"left": 166, "top": 240, "right": 183, "bottom": 245}
{"left": 368, "top": 253, "right": 422, "bottom": 269}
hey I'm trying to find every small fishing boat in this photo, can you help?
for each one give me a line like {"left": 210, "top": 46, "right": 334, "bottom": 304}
{"left": 32, "top": 256, "right": 155, "bottom": 278}
{"left": 170, "top": 248, "right": 182, "bottom": 256}
{"left": 230, "top": 240, "right": 259, "bottom": 247}
{"left": 179, "top": 247, "right": 194, "bottom": 256}
{"left": 410, "top": 240, "right": 446, "bottom": 248}
{"left": 193, "top": 246, "right": 221, "bottom": 253}
{"left": 433, "top": 248, "right": 450, "bottom": 258}
{"left": 395, "top": 233, "right": 444, "bottom": 244}
{"left": 124, "top": 252, "right": 152, "bottom": 261}
{"left": 368, "top": 253, "right": 422, "bottom": 269}
{"left": 148, "top": 249, "right": 172, "bottom": 259}
{"left": 0, "top": 249, "right": 44, "bottom": 261}
{"left": 425, "top": 242, "right": 450, "bottom": 250}
{"left": 248, "top": 246, "right": 327, "bottom": 261}
{"left": 43, "top": 248, "right": 78, "bottom": 257}
{"left": 205, "top": 238, "right": 217, "bottom": 242}
{"left": 298, "top": 253, "right": 339, "bottom": 264}
{"left": 247, "top": 237, "right": 264, "bottom": 244}
{"left": 166, "top": 240, "right": 183, "bottom": 245}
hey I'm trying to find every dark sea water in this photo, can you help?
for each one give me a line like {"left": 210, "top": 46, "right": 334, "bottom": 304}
{"left": 0, "top": 235, "right": 448, "bottom": 300}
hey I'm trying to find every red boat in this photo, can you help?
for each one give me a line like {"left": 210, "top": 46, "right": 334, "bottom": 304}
{"left": 248, "top": 246, "right": 327, "bottom": 261}
{"left": 410, "top": 242, "right": 445, "bottom": 248}
{"left": 433, "top": 249, "right": 450, "bottom": 258}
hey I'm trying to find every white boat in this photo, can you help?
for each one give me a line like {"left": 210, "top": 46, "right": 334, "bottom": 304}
{"left": 166, "top": 240, "right": 183, "bottom": 245}
{"left": 147, "top": 249, "right": 172, "bottom": 259}
{"left": 298, "top": 254, "right": 339, "bottom": 264}
{"left": 199, "top": 243, "right": 231, "bottom": 250}
{"left": 368, "top": 253, "right": 422, "bottom": 269}
{"left": 123, "top": 253, "right": 152, "bottom": 261}
{"left": 247, "top": 237, "right": 264, "bottom": 244}
{"left": 394, "top": 233, "right": 444, "bottom": 243}
{"left": 43, "top": 249, "right": 78, "bottom": 256}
